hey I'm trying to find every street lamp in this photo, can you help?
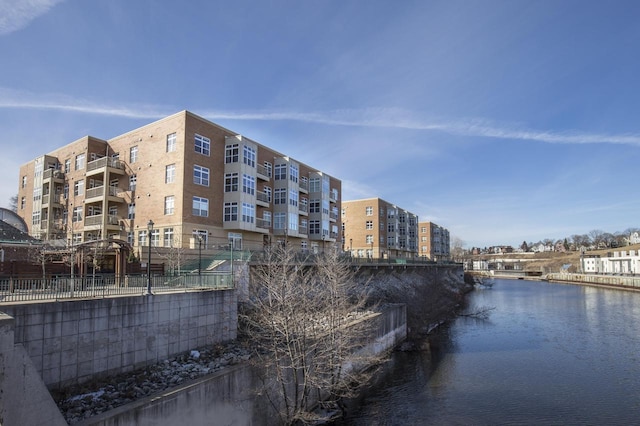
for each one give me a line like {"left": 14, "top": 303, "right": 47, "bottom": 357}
{"left": 350, "top": 238, "right": 353, "bottom": 258}
{"left": 147, "top": 220, "right": 154, "bottom": 295}
{"left": 370, "top": 239, "right": 374, "bottom": 261}
{"left": 322, "top": 235, "right": 326, "bottom": 254}
{"left": 197, "top": 234, "right": 203, "bottom": 276}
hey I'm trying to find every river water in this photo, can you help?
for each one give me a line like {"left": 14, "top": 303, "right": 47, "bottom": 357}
{"left": 342, "top": 278, "right": 640, "bottom": 425}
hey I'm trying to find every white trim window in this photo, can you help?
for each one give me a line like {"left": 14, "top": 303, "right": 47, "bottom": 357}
{"left": 165, "top": 164, "right": 176, "bottom": 184}
{"left": 194, "top": 134, "right": 210, "bottom": 156}
{"left": 130, "top": 146, "right": 138, "bottom": 163}
{"left": 166, "top": 133, "right": 177, "bottom": 152}
{"left": 243, "top": 145, "right": 256, "bottom": 167}
{"left": 164, "top": 196, "right": 175, "bottom": 215}
{"left": 193, "top": 165, "right": 209, "bottom": 186}
{"left": 242, "top": 203, "right": 255, "bottom": 224}
{"left": 242, "top": 174, "right": 255, "bottom": 195}
{"left": 225, "top": 173, "right": 239, "bottom": 192}
{"left": 192, "top": 196, "right": 209, "bottom": 217}
{"left": 225, "top": 143, "right": 239, "bottom": 163}
{"left": 224, "top": 202, "right": 238, "bottom": 222}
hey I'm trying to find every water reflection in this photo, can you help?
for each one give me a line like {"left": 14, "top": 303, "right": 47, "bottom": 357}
{"left": 342, "top": 279, "right": 640, "bottom": 425}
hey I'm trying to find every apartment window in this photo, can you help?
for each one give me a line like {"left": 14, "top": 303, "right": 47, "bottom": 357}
{"left": 225, "top": 143, "right": 239, "bottom": 163}
{"left": 264, "top": 161, "right": 272, "bottom": 177}
{"left": 64, "top": 159, "right": 71, "bottom": 173}
{"left": 32, "top": 210, "right": 41, "bottom": 226}
{"left": 127, "top": 232, "right": 134, "bottom": 245}
{"left": 421, "top": 236, "right": 427, "bottom": 242}
{"left": 289, "top": 189, "right": 298, "bottom": 207}
{"left": 72, "top": 206, "right": 82, "bottom": 222}
{"left": 150, "top": 229, "right": 160, "bottom": 247}
{"left": 73, "top": 180, "right": 84, "bottom": 196}
{"left": 165, "top": 164, "right": 176, "bottom": 183}
{"left": 322, "top": 199, "right": 329, "bottom": 215}
{"left": 192, "top": 196, "right": 208, "bottom": 217}
{"left": 242, "top": 174, "right": 255, "bottom": 195}
{"left": 421, "top": 227, "right": 427, "bottom": 233}
{"left": 72, "top": 233, "right": 82, "bottom": 244}
{"left": 274, "top": 164, "right": 286, "bottom": 180}
{"left": 129, "top": 174, "right": 137, "bottom": 191}
{"left": 127, "top": 203, "right": 135, "bottom": 219}
{"left": 242, "top": 203, "right": 255, "bottom": 224}
{"left": 366, "top": 221, "right": 373, "bottom": 230}
{"left": 164, "top": 196, "right": 175, "bottom": 215}
{"left": 289, "top": 164, "right": 299, "bottom": 183}
{"left": 310, "top": 199, "right": 320, "bottom": 213}
{"left": 225, "top": 173, "right": 238, "bottom": 192}
{"left": 130, "top": 146, "right": 138, "bottom": 163}
{"left": 75, "top": 154, "right": 85, "bottom": 170}
{"left": 224, "top": 202, "right": 238, "bottom": 222}
{"left": 263, "top": 186, "right": 272, "bottom": 202}
{"left": 274, "top": 188, "right": 287, "bottom": 205}
{"left": 243, "top": 145, "right": 256, "bottom": 167}
{"left": 164, "top": 228, "right": 174, "bottom": 247}
{"left": 166, "top": 133, "right": 177, "bottom": 152}
{"left": 380, "top": 222, "right": 385, "bottom": 230}
{"left": 138, "top": 230, "right": 147, "bottom": 246}
{"left": 387, "top": 236, "right": 396, "bottom": 247}
{"left": 388, "top": 223, "right": 396, "bottom": 233}
{"left": 274, "top": 212, "right": 286, "bottom": 230}
{"left": 63, "top": 184, "right": 69, "bottom": 199}
{"left": 289, "top": 213, "right": 298, "bottom": 231}
{"left": 366, "top": 235, "right": 374, "bottom": 244}
{"left": 20, "top": 196, "right": 25, "bottom": 210}
{"left": 366, "top": 206, "right": 373, "bottom": 216}
{"left": 21, "top": 176, "right": 27, "bottom": 188}
{"left": 193, "top": 165, "right": 209, "bottom": 186}
{"left": 309, "top": 177, "right": 320, "bottom": 192}
{"left": 33, "top": 187, "right": 42, "bottom": 201}
{"left": 194, "top": 134, "right": 210, "bottom": 156}
{"left": 263, "top": 211, "right": 272, "bottom": 227}
{"left": 309, "top": 220, "right": 320, "bottom": 235}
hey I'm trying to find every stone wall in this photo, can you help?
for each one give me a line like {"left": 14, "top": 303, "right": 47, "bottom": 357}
{"left": 0, "top": 289, "right": 237, "bottom": 390}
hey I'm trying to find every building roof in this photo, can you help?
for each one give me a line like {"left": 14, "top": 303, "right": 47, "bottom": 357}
{"left": 0, "top": 220, "right": 36, "bottom": 244}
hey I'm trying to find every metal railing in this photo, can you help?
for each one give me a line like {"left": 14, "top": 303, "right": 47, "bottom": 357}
{"left": 0, "top": 272, "right": 233, "bottom": 304}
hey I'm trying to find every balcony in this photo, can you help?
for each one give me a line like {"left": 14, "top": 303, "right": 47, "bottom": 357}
{"left": 329, "top": 211, "right": 338, "bottom": 222}
{"left": 299, "top": 225, "right": 308, "bottom": 235}
{"left": 41, "top": 193, "right": 63, "bottom": 207}
{"left": 86, "top": 157, "right": 125, "bottom": 176}
{"left": 85, "top": 185, "right": 125, "bottom": 203}
{"left": 330, "top": 188, "right": 339, "bottom": 203}
{"left": 84, "top": 214, "right": 121, "bottom": 231}
{"left": 43, "top": 169, "right": 65, "bottom": 182}
{"left": 256, "top": 218, "right": 271, "bottom": 230}
{"left": 256, "top": 190, "right": 270, "bottom": 207}
{"left": 299, "top": 179, "right": 309, "bottom": 194}
{"left": 256, "top": 164, "right": 271, "bottom": 181}
{"left": 299, "top": 204, "right": 308, "bottom": 215}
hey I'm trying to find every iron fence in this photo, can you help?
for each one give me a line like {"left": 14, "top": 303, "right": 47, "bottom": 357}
{"left": 0, "top": 272, "right": 233, "bottom": 304}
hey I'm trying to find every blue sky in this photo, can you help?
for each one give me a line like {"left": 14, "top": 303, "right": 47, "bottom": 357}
{"left": 2, "top": 0, "right": 640, "bottom": 248}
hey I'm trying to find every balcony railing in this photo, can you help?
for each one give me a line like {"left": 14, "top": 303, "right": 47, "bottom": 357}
{"left": 299, "top": 204, "right": 308, "bottom": 213}
{"left": 299, "top": 179, "right": 309, "bottom": 192}
{"left": 256, "top": 218, "right": 271, "bottom": 229}
{"left": 43, "top": 169, "right": 64, "bottom": 180}
{"left": 256, "top": 191, "right": 270, "bottom": 204}
{"left": 86, "top": 185, "right": 121, "bottom": 199}
{"left": 87, "top": 157, "right": 125, "bottom": 172}
{"left": 256, "top": 163, "right": 271, "bottom": 178}
{"left": 84, "top": 214, "right": 120, "bottom": 227}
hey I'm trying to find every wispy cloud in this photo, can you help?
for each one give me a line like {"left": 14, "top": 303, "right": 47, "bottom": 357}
{"left": 0, "top": 0, "right": 65, "bottom": 35}
{"left": 2, "top": 88, "right": 640, "bottom": 146}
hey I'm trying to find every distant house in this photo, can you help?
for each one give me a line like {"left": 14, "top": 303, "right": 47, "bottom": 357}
{"left": 629, "top": 232, "right": 640, "bottom": 245}
{"left": 554, "top": 241, "right": 567, "bottom": 252}
{"left": 582, "top": 248, "right": 640, "bottom": 275}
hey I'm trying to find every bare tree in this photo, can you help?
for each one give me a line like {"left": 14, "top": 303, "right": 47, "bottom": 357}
{"left": 450, "top": 236, "right": 465, "bottom": 262}
{"left": 241, "top": 245, "right": 377, "bottom": 424}
{"left": 9, "top": 194, "right": 18, "bottom": 212}
{"left": 589, "top": 229, "right": 605, "bottom": 249}
{"left": 157, "top": 236, "right": 186, "bottom": 275}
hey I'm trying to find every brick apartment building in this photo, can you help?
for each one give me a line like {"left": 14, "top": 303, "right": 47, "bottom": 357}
{"left": 16, "top": 111, "right": 341, "bottom": 268}
{"left": 342, "top": 198, "right": 418, "bottom": 259}
{"left": 418, "top": 221, "right": 450, "bottom": 261}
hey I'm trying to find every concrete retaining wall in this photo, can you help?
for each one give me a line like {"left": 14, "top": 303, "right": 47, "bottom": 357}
{"left": 546, "top": 273, "right": 640, "bottom": 290}
{"left": 0, "top": 313, "right": 67, "bottom": 426}
{"left": 77, "top": 305, "right": 407, "bottom": 426}
{"left": 0, "top": 290, "right": 237, "bottom": 390}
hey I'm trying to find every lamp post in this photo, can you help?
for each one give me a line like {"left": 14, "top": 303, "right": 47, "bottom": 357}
{"left": 197, "top": 234, "right": 203, "bottom": 276}
{"left": 147, "top": 220, "right": 154, "bottom": 295}
{"left": 370, "top": 239, "right": 374, "bottom": 261}
{"left": 322, "top": 235, "right": 326, "bottom": 254}
{"left": 349, "top": 238, "right": 353, "bottom": 258}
